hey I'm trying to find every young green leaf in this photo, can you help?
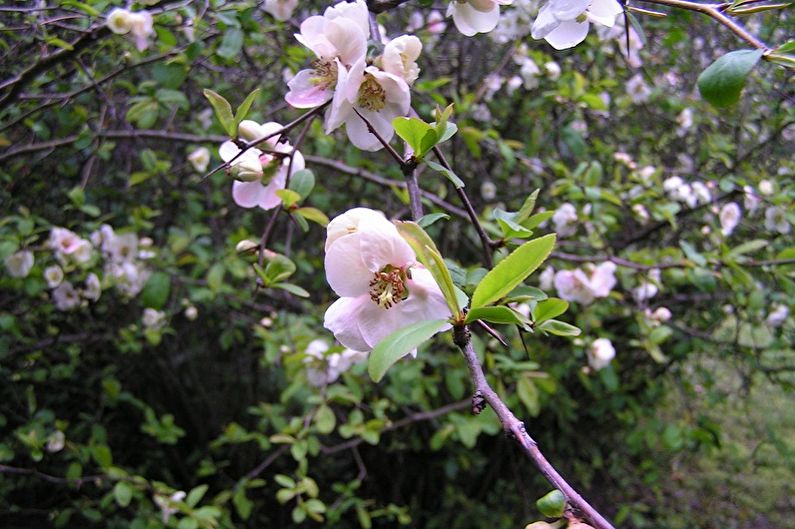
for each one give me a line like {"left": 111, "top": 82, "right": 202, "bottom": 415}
{"left": 537, "top": 319, "right": 581, "bottom": 337}
{"left": 273, "top": 283, "right": 310, "bottom": 298}
{"left": 203, "top": 89, "right": 236, "bottom": 137}
{"left": 470, "top": 234, "right": 556, "bottom": 310}
{"left": 516, "top": 189, "right": 540, "bottom": 222}
{"left": 140, "top": 272, "right": 171, "bottom": 309}
{"left": 392, "top": 117, "right": 437, "bottom": 158}
{"left": 532, "top": 298, "right": 569, "bottom": 325}
{"left": 417, "top": 212, "right": 450, "bottom": 228}
{"left": 294, "top": 207, "right": 329, "bottom": 226}
{"left": 536, "top": 489, "right": 566, "bottom": 518}
{"left": 395, "top": 221, "right": 461, "bottom": 318}
{"left": 426, "top": 160, "right": 465, "bottom": 188}
{"left": 234, "top": 88, "right": 262, "bottom": 128}
{"left": 276, "top": 189, "right": 302, "bottom": 208}
{"left": 368, "top": 319, "right": 448, "bottom": 382}
{"left": 464, "top": 306, "right": 528, "bottom": 326}
{"left": 288, "top": 168, "right": 315, "bottom": 199}
{"left": 697, "top": 49, "right": 764, "bottom": 108}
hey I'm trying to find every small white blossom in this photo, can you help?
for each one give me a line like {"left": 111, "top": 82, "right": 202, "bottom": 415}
{"left": 766, "top": 304, "right": 789, "bottom": 327}
{"left": 719, "top": 202, "right": 741, "bottom": 236}
{"left": 187, "top": 147, "right": 210, "bottom": 173}
{"left": 588, "top": 338, "right": 615, "bottom": 370}
{"left": 626, "top": 74, "right": 651, "bottom": 104}
{"left": 154, "top": 491, "right": 186, "bottom": 524}
{"left": 544, "top": 61, "right": 561, "bottom": 80}
{"left": 552, "top": 203, "right": 578, "bottom": 237}
{"left": 480, "top": 180, "right": 497, "bottom": 201}
{"left": 264, "top": 0, "right": 299, "bottom": 21}
{"left": 142, "top": 308, "right": 167, "bottom": 330}
{"left": 82, "top": 273, "right": 102, "bottom": 302}
{"left": 759, "top": 179, "right": 774, "bottom": 195}
{"left": 44, "top": 265, "right": 64, "bottom": 288}
{"left": 53, "top": 281, "right": 80, "bottom": 311}
{"left": 539, "top": 265, "right": 555, "bottom": 291}
{"left": 4, "top": 250, "right": 34, "bottom": 278}
{"left": 46, "top": 431, "right": 65, "bottom": 453}
{"left": 765, "top": 206, "right": 791, "bottom": 234}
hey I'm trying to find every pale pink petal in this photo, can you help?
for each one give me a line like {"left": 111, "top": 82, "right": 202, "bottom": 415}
{"left": 399, "top": 267, "right": 453, "bottom": 323}
{"left": 531, "top": 4, "right": 560, "bottom": 39}
{"left": 296, "top": 16, "right": 336, "bottom": 57}
{"left": 286, "top": 69, "right": 333, "bottom": 109}
{"left": 544, "top": 19, "right": 590, "bottom": 49}
{"left": 344, "top": 112, "right": 384, "bottom": 151}
{"left": 324, "top": 295, "right": 371, "bottom": 351}
{"left": 449, "top": 1, "right": 500, "bottom": 36}
{"left": 358, "top": 228, "right": 415, "bottom": 272}
{"left": 326, "top": 207, "right": 396, "bottom": 250}
{"left": 219, "top": 141, "right": 240, "bottom": 162}
{"left": 587, "top": 0, "right": 623, "bottom": 26}
{"left": 232, "top": 180, "right": 266, "bottom": 208}
{"left": 357, "top": 299, "right": 405, "bottom": 349}
{"left": 324, "top": 0, "right": 370, "bottom": 37}
{"left": 551, "top": 0, "right": 591, "bottom": 20}
{"left": 257, "top": 170, "right": 287, "bottom": 210}
{"left": 324, "top": 232, "right": 372, "bottom": 297}
{"left": 325, "top": 59, "right": 361, "bottom": 133}
{"left": 325, "top": 17, "right": 367, "bottom": 66}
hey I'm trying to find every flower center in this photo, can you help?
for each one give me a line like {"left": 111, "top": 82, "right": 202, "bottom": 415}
{"left": 310, "top": 58, "right": 338, "bottom": 90}
{"left": 369, "top": 265, "right": 408, "bottom": 309}
{"left": 357, "top": 74, "right": 386, "bottom": 112}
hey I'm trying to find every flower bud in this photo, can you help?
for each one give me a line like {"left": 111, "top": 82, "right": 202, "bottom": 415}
{"left": 235, "top": 240, "right": 259, "bottom": 253}
{"left": 229, "top": 158, "right": 263, "bottom": 182}
{"left": 238, "top": 120, "right": 266, "bottom": 143}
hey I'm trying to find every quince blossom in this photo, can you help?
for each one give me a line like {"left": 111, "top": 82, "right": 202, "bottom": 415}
{"left": 4, "top": 250, "right": 33, "bottom": 278}
{"left": 554, "top": 261, "right": 616, "bottom": 305}
{"left": 285, "top": 0, "right": 369, "bottom": 109}
{"left": 264, "top": 0, "right": 299, "bottom": 21}
{"left": 719, "top": 202, "right": 741, "bottom": 236}
{"left": 323, "top": 208, "right": 451, "bottom": 352}
{"left": 218, "top": 120, "right": 305, "bottom": 210}
{"left": 588, "top": 338, "right": 615, "bottom": 370}
{"left": 304, "top": 339, "right": 368, "bottom": 387}
{"left": 531, "top": 0, "right": 622, "bottom": 50}
{"left": 447, "top": 0, "right": 513, "bottom": 37}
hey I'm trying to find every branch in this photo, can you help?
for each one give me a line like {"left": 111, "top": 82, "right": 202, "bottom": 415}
{"left": 633, "top": 0, "right": 769, "bottom": 50}
{"left": 452, "top": 325, "right": 616, "bottom": 529}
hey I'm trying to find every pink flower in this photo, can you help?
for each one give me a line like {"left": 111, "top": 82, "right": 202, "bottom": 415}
{"left": 218, "top": 121, "right": 305, "bottom": 210}
{"left": 323, "top": 208, "right": 451, "bottom": 352}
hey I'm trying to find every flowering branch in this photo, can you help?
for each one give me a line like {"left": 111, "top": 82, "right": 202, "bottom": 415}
{"left": 452, "top": 326, "right": 616, "bottom": 529}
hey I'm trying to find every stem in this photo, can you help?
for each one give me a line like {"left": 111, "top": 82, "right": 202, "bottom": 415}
{"left": 453, "top": 325, "right": 616, "bottom": 529}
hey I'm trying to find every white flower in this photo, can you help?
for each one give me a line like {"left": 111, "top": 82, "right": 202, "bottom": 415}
{"left": 544, "top": 61, "right": 561, "bottom": 80}
{"left": 632, "top": 204, "right": 650, "bottom": 223}
{"left": 743, "top": 185, "right": 761, "bottom": 214}
{"left": 128, "top": 11, "right": 154, "bottom": 51}
{"left": 766, "top": 304, "right": 789, "bottom": 327}
{"left": 519, "top": 58, "right": 541, "bottom": 89}
{"left": 285, "top": 0, "right": 369, "bottom": 109}
{"left": 427, "top": 10, "right": 448, "bottom": 33}
{"left": 154, "top": 491, "right": 186, "bottom": 524}
{"left": 650, "top": 306, "right": 672, "bottom": 322}
{"left": 5, "top": 250, "right": 34, "bottom": 278}
{"left": 326, "top": 64, "right": 412, "bottom": 151}
{"left": 219, "top": 121, "right": 305, "bottom": 209}
{"left": 480, "top": 180, "right": 497, "bottom": 201}
{"left": 552, "top": 203, "right": 578, "bottom": 237}
{"left": 264, "top": 0, "right": 299, "bottom": 21}
{"left": 506, "top": 75, "right": 523, "bottom": 94}
{"left": 719, "top": 202, "right": 741, "bottom": 236}
{"left": 82, "top": 273, "right": 102, "bottom": 302}
{"left": 676, "top": 107, "right": 693, "bottom": 136}
{"left": 323, "top": 208, "right": 452, "bottom": 352}
{"left": 613, "top": 151, "right": 635, "bottom": 169}
{"left": 72, "top": 240, "right": 93, "bottom": 264}
{"left": 380, "top": 35, "right": 422, "bottom": 85}
{"left": 46, "top": 431, "right": 65, "bottom": 453}
{"left": 304, "top": 339, "right": 368, "bottom": 386}
{"left": 626, "top": 73, "right": 651, "bottom": 103}
{"left": 188, "top": 147, "right": 210, "bottom": 173}
{"left": 142, "top": 308, "right": 167, "bottom": 330}
{"left": 185, "top": 306, "right": 198, "bottom": 320}
{"left": 108, "top": 232, "right": 138, "bottom": 263}
{"left": 44, "top": 265, "right": 64, "bottom": 288}
{"left": 447, "top": 0, "right": 512, "bottom": 36}
{"left": 588, "top": 338, "right": 615, "bottom": 370}
{"left": 106, "top": 8, "right": 133, "bottom": 34}
{"left": 764, "top": 206, "right": 791, "bottom": 234}
{"left": 49, "top": 228, "right": 88, "bottom": 264}
{"left": 531, "top": 0, "right": 622, "bottom": 50}
{"left": 554, "top": 261, "right": 616, "bottom": 305}
{"left": 759, "top": 179, "right": 774, "bottom": 195}
{"left": 691, "top": 182, "right": 711, "bottom": 205}
{"left": 53, "top": 281, "right": 80, "bottom": 311}
{"left": 539, "top": 265, "right": 555, "bottom": 291}
{"left": 106, "top": 261, "right": 150, "bottom": 297}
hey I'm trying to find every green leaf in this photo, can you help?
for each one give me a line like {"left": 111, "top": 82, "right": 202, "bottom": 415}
{"left": 113, "top": 482, "right": 132, "bottom": 507}
{"left": 368, "top": 319, "right": 448, "bottom": 382}
{"left": 234, "top": 88, "right": 261, "bottom": 128}
{"left": 233, "top": 488, "right": 253, "bottom": 520}
{"left": 273, "top": 282, "right": 310, "bottom": 298}
{"left": 202, "top": 89, "right": 236, "bottom": 137}
{"left": 294, "top": 207, "right": 328, "bottom": 226}
{"left": 532, "top": 298, "right": 569, "bottom": 325}
{"left": 536, "top": 489, "right": 566, "bottom": 518}
{"left": 417, "top": 212, "right": 450, "bottom": 228}
{"left": 392, "top": 117, "right": 437, "bottom": 158}
{"left": 517, "top": 377, "right": 540, "bottom": 417}
{"left": 537, "top": 319, "right": 581, "bottom": 337}
{"left": 727, "top": 238, "right": 767, "bottom": 258}
{"left": 426, "top": 160, "right": 465, "bottom": 188}
{"left": 46, "top": 37, "right": 74, "bottom": 51}
{"left": 395, "top": 222, "right": 461, "bottom": 318}
{"left": 471, "top": 234, "right": 556, "bottom": 310}
{"left": 314, "top": 404, "right": 336, "bottom": 434}
{"left": 140, "top": 272, "right": 171, "bottom": 309}
{"left": 288, "top": 169, "right": 315, "bottom": 199}
{"left": 276, "top": 189, "right": 302, "bottom": 208}
{"left": 522, "top": 211, "right": 555, "bottom": 230}
{"left": 516, "top": 190, "right": 540, "bottom": 222}
{"left": 186, "top": 484, "right": 209, "bottom": 507}
{"left": 207, "top": 263, "right": 225, "bottom": 293}
{"left": 217, "top": 28, "right": 244, "bottom": 60}
{"left": 91, "top": 444, "right": 112, "bottom": 468}
{"left": 465, "top": 306, "right": 527, "bottom": 326}
{"left": 697, "top": 49, "right": 763, "bottom": 108}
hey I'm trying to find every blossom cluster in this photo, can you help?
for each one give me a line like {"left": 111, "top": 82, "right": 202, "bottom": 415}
{"left": 303, "top": 339, "right": 368, "bottom": 387}
{"left": 539, "top": 262, "right": 617, "bottom": 305}
{"left": 217, "top": 120, "right": 305, "bottom": 210}
{"left": 284, "top": 0, "right": 421, "bottom": 151}
{"left": 106, "top": 8, "right": 154, "bottom": 51}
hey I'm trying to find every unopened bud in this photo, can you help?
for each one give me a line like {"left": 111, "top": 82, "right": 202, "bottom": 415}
{"left": 229, "top": 159, "right": 263, "bottom": 182}
{"left": 238, "top": 120, "right": 265, "bottom": 143}
{"left": 235, "top": 240, "right": 259, "bottom": 253}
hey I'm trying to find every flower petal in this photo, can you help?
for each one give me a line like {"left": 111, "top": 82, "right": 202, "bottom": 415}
{"left": 324, "top": 295, "right": 371, "bottom": 351}
{"left": 219, "top": 141, "right": 241, "bottom": 162}
{"left": 232, "top": 180, "right": 266, "bottom": 208}
{"left": 551, "top": 0, "right": 591, "bottom": 20}
{"left": 324, "top": 232, "right": 372, "bottom": 296}
{"left": 450, "top": 0, "right": 500, "bottom": 36}
{"left": 543, "top": 19, "right": 590, "bottom": 49}
{"left": 586, "top": 0, "right": 622, "bottom": 26}
{"left": 358, "top": 226, "right": 415, "bottom": 272}
{"left": 326, "top": 207, "right": 396, "bottom": 251}
{"left": 285, "top": 69, "right": 334, "bottom": 108}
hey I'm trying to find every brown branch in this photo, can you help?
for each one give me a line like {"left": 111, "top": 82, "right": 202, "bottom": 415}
{"left": 452, "top": 325, "right": 616, "bottom": 529}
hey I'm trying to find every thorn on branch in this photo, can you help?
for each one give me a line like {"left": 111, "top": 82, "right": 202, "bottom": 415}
{"left": 471, "top": 390, "right": 487, "bottom": 415}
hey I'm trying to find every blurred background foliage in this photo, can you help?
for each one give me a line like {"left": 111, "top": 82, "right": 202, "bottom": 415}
{"left": 0, "top": 1, "right": 793, "bottom": 528}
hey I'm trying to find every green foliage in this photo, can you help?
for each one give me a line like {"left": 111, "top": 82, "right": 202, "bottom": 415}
{"left": 697, "top": 49, "right": 764, "bottom": 108}
{"left": 368, "top": 319, "right": 449, "bottom": 382}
